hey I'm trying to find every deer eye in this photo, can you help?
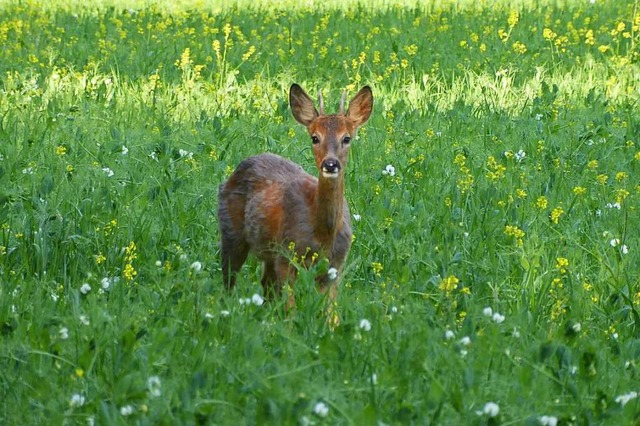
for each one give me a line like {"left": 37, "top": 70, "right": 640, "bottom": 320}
{"left": 342, "top": 136, "right": 351, "bottom": 145}
{"left": 311, "top": 136, "right": 320, "bottom": 145}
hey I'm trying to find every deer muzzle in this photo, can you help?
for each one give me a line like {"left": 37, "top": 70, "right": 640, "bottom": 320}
{"left": 321, "top": 158, "right": 341, "bottom": 178}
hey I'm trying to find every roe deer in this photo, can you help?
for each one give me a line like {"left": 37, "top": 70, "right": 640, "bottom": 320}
{"left": 217, "top": 83, "right": 373, "bottom": 317}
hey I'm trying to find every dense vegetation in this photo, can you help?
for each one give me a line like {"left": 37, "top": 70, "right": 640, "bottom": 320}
{"left": 1, "top": 0, "right": 639, "bottom": 424}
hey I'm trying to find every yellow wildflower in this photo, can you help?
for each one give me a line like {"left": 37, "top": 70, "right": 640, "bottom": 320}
{"left": 439, "top": 275, "right": 459, "bottom": 293}
{"left": 123, "top": 263, "right": 137, "bottom": 281}
{"left": 512, "top": 41, "right": 527, "bottom": 54}
{"left": 125, "top": 241, "right": 137, "bottom": 262}
{"left": 572, "top": 186, "right": 586, "bottom": 196}
{"left": 536, "top": 196, "right": 548, "bottom": 209}
{"left": 371, "top": 262, "right": 383, "bottom": 276}
{"left": 543, "top": 28, "right": 557, "bottom": 41}
{"left": 585, "top": 29, "right": 595, "bottom": 45}
{"left": 550, "top": 207, "right": 564, "bottom": 224}
{"left": 596, "top": 174, "right": 608, "bottom": 184}
{"left": 556, "top": 257, "right": 569, "bottom": 274}
{"left": 615, "top": 189, "right": 630, "bottom": 204}
{"left": 507, "top": 10, "right": 519, "bottom": 28}
{"left": 504, "top": 225, "right": 525, "bottom": 246}
{"left": 486, "top": 156, "right": 506, "bottom": 181}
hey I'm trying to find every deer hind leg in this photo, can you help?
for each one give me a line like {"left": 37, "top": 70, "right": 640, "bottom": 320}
{"left": 218, "top": 186, "right": 250, "bottom": 289}
{"left": 220, "top": 234, "right": 249, "bottom": 289}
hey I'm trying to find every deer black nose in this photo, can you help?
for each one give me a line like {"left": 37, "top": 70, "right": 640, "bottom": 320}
{"left": 321, "top": 158, "right": 341, "bottom": 174}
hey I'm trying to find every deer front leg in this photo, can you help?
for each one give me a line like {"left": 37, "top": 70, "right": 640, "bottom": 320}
{"left": 261, "top": 259, "right": 278, "bottom": 300}
{"left": 318, "top": 269, "right": 340, "bottom": 328}
{"left": 275, "top": 257, "right": 297, "bottom": 311}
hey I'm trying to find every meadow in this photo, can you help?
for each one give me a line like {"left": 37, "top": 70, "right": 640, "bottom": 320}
{"left": 1, "top": 0, "right": 640, "bottom": 424}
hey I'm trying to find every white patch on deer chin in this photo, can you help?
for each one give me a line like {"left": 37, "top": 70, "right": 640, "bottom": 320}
{"left": 322, "top": 171, "right": 339, "bottom": 179}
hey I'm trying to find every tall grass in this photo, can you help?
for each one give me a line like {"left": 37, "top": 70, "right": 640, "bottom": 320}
{"left": 1, "top": 0, "right": 639, "bottom": 424}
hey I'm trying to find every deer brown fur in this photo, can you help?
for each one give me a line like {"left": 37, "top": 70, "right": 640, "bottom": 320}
{"left": 217, "top": 84, "right": 373, "bottom": 316}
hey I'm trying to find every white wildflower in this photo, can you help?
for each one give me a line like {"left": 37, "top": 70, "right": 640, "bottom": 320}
{"left": 79, "top": 315, "right": 90, "bottom": 326}
{"left": 121, "top": 145, "right": 129, "bottom": 155}
{"left": 327, "top": 267, "right": 338, "bottom": 281}
{"left": 251, "top": 293, "right": 264, "bottom": 306}
{"left": 483, "top": 307, "right": 493, "bottom": 317}
{"left": 615, "top": 391, "right": 638, "bottom": 407}
{"left": 359, "top": 319, "right": 372, "bottom": 332}
{"left": 147, "top": 376, "right": 162, "bottom": 397}
{"left": 59, "top": 327, "right": 69, "bottom": 340}
{"left": 190, "top": 261, "right": 202, "bottom": 273}
{"left": 69, "top": 393, "right": 85, "bottom": 408}
{"left": 313, "top": 401, "right": 329, "bottom": 417}
{"left": 80, "top": 283, "right": 91, "bottom": 295}
{"left": 539, "top": 415, "right": 558, "bottom": 426}
{"left": 460, "top": 336, "right": 471, "bottom": 346}
{"left": 382, "top": 164, "right": 395, "bottom": 176}
{"left": 492, "top": 312, "right": 506, "bottom": 324}
{"left": 353, "top": 214, "right": 361, "bottom": 221}
{"left": 101, "top": 167, "right": 114, "bottom": 177}
{"left": 515, "top": 149, "right": 526, "bottom": 162}
{"left": 476, "top": 402, "right": 500, "bottom": 417}
{"left": 370, "top": 373, "right": 378, "bottom": 385}
{"left": 444, "top": 330, "right": 455, "bottom": 340}
{"left": 100, "top": 277, "right": 111, "bottom": 289}
{"left": 178, "top": 149, "right": 193, "bottom": 159}
{"left": 120, "top": 405, "right": 135, "bottom": 416}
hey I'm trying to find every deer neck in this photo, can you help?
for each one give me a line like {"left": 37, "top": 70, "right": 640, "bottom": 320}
{"left": 314, "top": 175, "right": 344, "bottom": 244}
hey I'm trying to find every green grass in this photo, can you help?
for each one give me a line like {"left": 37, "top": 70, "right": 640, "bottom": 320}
{"left": 1, "top": 0, "right": 640, "bottom": 424}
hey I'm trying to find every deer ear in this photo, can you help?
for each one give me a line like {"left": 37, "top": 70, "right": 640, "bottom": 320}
{"left": 346, "top": 86, "right": 373, "bottom": 128}
{"left": 290, "top": 84, "right": 319, "bottom": 126}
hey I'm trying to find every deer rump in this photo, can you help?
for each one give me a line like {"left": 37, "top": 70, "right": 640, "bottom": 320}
{"left": 218, "top": 152, "right": 351, "bottom": 281}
